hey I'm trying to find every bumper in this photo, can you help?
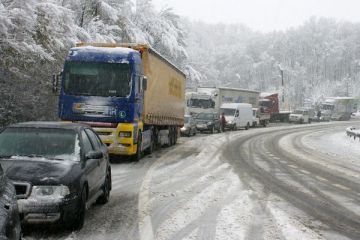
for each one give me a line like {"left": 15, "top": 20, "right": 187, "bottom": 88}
{"left": 196, "top": 124, "right": 211, "bottom": 131}
{"left": 180, "top": 128, "right": 190, "bottom": 135}
{"left": 224, "top": 123, "right": 235, "bottom": 129}
{"left": 289, "top": 118, "right": 301, "bottom": 123}
{"left": 18, "top": 195, "right": 78, "bottom": 224}
{"left": 107, "top": 143, "right": 137, "bottom": 155}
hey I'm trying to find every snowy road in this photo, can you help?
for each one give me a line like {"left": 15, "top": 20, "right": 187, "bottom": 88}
{"left": 24, "top": 121, "right": 360, "bottom": 240}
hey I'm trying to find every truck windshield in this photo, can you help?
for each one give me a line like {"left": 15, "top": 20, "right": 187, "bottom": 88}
{"left": 259, "top": 100, "right": 272, "bottom": 108}
{"left": 195, "top": 113, "right": 214, "bottom": 120}
{"left": 63, "top": 62, "right": 131, "bottom": 97}
{"left": 220, "top": 108, "right": 235, "bottom": 116}
{"left": 188, "top": 98, "right": 215, "bottom": 109}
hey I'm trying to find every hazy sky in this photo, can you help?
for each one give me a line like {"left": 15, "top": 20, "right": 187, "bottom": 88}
{"left": 152, "top": 0, "right": 360, "bottom": 32}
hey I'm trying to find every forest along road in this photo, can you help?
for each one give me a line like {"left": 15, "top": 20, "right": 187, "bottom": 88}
{"left": 24, "top": 121, "right": 360, "bottom": 240}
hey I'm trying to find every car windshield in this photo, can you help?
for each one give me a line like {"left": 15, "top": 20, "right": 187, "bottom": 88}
{"left": 0, "top": 127, "right": 80, "bottom": 161}
{"left": 63, "top": 62, "right": 131, "bottom": 97}
{"left": 195, "top": 113, "right": 214, "bottom": 120}
{"left": 221, "top": 108, "right": 236, "bottom": 116}
{"left": 188, "top": 98, "right": 215, "bottom": 109}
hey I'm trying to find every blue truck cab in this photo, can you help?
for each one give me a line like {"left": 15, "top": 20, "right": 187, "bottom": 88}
{"left": 58, "top": 44, "right": 147, "bottom": 157}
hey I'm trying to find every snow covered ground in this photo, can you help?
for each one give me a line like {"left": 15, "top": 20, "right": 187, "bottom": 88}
{"left": 23, "top": 122, "right": 360, "bottom": 240}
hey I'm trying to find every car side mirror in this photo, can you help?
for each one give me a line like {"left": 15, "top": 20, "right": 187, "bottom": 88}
{"left": 86, "top": 150, "right": 103, "bottom": 160}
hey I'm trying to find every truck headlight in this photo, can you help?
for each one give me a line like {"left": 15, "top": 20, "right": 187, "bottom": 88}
{"left": 119, "top": 131, "right": 132, "bottom": 138}
{"left": 30, "top": 185, "right": 70, "bottom": 199}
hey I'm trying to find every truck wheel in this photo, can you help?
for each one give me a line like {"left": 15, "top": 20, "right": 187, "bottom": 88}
{"left": 144, "top": 137, "right": 154, "bottom": 154}
{"left": 134, "top": 132, "right": 142, "bottom": 161}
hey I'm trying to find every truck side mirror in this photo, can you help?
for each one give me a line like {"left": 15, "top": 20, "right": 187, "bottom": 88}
{"left": 52, "top": 74, "right": 58, "bottom": 93}
{"left": 52, "top": 71, "right": 62, "bottom": 95}
{"left": 142, "top": 76, "right": 147, "bottom": 91}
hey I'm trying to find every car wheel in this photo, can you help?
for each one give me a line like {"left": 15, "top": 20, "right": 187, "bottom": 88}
{"left": 97, "top": 171, "right": 111, "bottom": 204}
{"left": 71, "top": 187, "right": 87, "bottom": 230}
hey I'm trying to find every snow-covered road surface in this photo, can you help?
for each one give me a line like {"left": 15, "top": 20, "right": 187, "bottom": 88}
{"left": 23, "top": 121, "right": 360, "bottom": 240}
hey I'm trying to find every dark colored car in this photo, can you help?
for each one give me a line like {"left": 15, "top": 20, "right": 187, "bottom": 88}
{"left": 0, "top": 164, "right": 21, "bottom": 240}
{"left": 180, "top": 115, "right": 197, "bottom": 137}
{"left": 0, "top": 122, "right": 111, "bottom": 230}
{"left": 194, "top": 112, "right": 221, "bottom": 133}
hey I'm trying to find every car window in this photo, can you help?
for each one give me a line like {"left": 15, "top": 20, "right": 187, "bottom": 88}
{"left": 81, "top": 130, "right": 94, "bottom": 155}
{"left": 85, "top": 129, "right": 102, "bottom": 150}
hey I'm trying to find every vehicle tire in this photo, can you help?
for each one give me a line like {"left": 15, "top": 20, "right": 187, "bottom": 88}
{"left": 211, "top": 125, "right": 215, "bottom": 134}
{"left": 245, "top": 123, "right": 250, "bottom": 130}
{"left": 134, "top": 132, "right": 142, "bottom": 161}
{"left": 71, "top": 187, "right": 87, "bottom": 230}
{"left": 97, "top": 170, "right": 111, "bottom": 204}
{"left": 263, "top": 121, "right": 267, "bottom": 127}
{"left": 144, "top": 134, "right": 154, "bottom": 155}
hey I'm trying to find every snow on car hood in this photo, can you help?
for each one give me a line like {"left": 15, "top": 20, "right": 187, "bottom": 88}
{"left": 0, "top": 158, "right": 76, "bottom": 186}
{"left": 225, "top": 116, "right": 235, "bottom": 122}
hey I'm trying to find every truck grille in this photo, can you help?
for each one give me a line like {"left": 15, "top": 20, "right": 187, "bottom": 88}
{"left": 13, "top": 182, "right": 31, "bottom": 199}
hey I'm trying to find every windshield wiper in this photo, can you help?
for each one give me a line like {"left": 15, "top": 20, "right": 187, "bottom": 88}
{"left": 14, "top": 154, "right": 64, "bottom": 161}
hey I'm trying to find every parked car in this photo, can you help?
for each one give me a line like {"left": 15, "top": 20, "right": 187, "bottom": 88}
{"left": 0, "top": 122, "right": 111, "bottom": 230}
{"left": 180, "top": 115, "right": 197, "bottom": 137}
{"left": 194, "top": 112, "right": 221, "bottom": 133}
{"left": 289, "top": 109, "right": 311, "bottom": 124}
{"left": 0, "top": 164, "right": 21, "bottom": 240}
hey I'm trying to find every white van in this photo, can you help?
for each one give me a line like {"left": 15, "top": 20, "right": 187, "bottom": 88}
{"left": 220, "top": 103, "right": 253, "bottom": 130}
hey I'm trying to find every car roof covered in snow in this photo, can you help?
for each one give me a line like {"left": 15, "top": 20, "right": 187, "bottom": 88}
{"left": 6, "top": 121, "right": 90, "bottom": 132}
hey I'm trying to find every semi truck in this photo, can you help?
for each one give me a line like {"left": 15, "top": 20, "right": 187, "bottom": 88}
{"left": 186, "top": 87, "right": 260, "bottom": 116}
{"left": 259, "top": 92, "right": 291, "bottom": 122}
{"left": 54, "top": 43, "right": 186, "bottom": 160}
{"left": 326, "top": 97, "right": 357, "bottom": 121}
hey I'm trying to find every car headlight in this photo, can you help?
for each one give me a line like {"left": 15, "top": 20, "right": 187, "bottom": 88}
{"left": 30, "top": 185, "right": 70, "bottom": 199}
{"left": 228, "top": 121, "right": 233, "bottom": 124}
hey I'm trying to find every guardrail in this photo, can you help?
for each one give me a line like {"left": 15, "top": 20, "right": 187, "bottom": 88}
{"left": 346, "top": 126, "right": 360, "bottom": 140}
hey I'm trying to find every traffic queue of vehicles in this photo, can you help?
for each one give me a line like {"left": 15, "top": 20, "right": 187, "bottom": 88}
{"left": 1, "top": 40, "right": 358, "bottom": 237}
